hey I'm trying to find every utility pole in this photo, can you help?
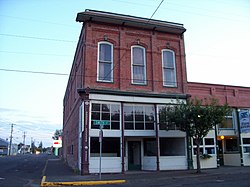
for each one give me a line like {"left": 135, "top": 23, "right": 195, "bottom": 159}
{"left": 23, "top": 131, "right": 26, "bottom": 145}
{"left": 8, "top": 124, "right": 14, "bottom": 156}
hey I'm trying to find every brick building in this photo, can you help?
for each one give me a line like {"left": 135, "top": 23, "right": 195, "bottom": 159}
{"left": 188, "top": 82, "right": 250, "bottom": 167}
{"left": 63, "top": 10, "right": 250, "bottom": 174}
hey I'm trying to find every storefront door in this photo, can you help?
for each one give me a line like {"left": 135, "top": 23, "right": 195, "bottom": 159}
{"left": 128, "top": 141, "right": 141, "bottom": 170}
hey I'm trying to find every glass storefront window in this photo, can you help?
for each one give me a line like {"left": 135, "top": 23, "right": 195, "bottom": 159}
{"left": 144, "top": 139, "right": 157, "bottom": 156}
{"left": 90, "top": 137, "right": 120, "bottom": 157}
{"left": 124, "top": 104, "right": 155, "bottom": 130}
{"left": 160, "top": 138, "right": 185, "bottom": 156}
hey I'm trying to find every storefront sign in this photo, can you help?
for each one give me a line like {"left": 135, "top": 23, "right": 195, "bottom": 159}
{"left": 239, "top": 109, "right": 250, "bottom": 133}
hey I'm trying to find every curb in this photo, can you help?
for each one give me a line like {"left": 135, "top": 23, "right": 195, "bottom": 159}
{"left": 40, "top": 176, "right": 126, "bottom": 186}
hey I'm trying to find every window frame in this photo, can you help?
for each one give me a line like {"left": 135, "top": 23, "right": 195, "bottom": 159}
{"left": 161, "top": 49, "right": 177, "bottom": 87}
{"left": 131, "top": 45, "right": 147, "bottom": 85}
{"left": 218, "top": 110, "right": 236, "bottom": 130}
{"left": 192, "top": 137, "right": 216, "bottom": 155}
{"left": 124, "top": 104, "right": 155, "bottom": 130}
{"left": 159, "top": 137, "right": 186, "bottom": 156}
{"left": 90, "top": 101, "right": 121, "bottom": 130}
{"left": 97, "top": 41, "right": 114, "bottom": 82}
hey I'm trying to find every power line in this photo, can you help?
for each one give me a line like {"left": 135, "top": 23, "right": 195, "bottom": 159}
{"left": 0, "top": 67, "right": 185, "bottom": 85}
{"left": 99, "top": 0, "right": 165, "bottom": 83}
{"left": 0, "top": 68, "right": 68, "bottom": 76}
{"left": 0, "top": 50, "right": 72, "bottom": 57}
{"left": 110, "top": 0, "right": 250, "bottom": 23}
{"left": 148, "top": 0, "right": 164, "bottom": 20}
{"left": 0, "top": 33, "right": 77, "bottom": 43}
{"left": 0, "top": 14, "right": 78, "bottom": 29}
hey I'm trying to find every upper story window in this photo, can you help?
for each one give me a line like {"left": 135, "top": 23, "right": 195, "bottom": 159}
{"left": 162, "top": 49, "right": 177, "bottom": 87}
{"left": 97, "top": 42, "right": 113, "bottom": 82}
{"left": 219, "top": 110, "right": 236, "bottom": 129}
{"left": 131, "top": 46, "right": 146, "bottom": 85}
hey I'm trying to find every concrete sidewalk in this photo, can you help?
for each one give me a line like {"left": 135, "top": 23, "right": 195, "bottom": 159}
{"left": 41, "top": 157, "right": 250, "bottom": 186}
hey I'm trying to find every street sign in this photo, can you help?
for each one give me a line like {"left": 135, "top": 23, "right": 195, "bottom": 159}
{"left": 93, "top": 120, "right": 110, "bottom": 126}
{"left": 92, "top": 120, "right": 110, "bottom": 180}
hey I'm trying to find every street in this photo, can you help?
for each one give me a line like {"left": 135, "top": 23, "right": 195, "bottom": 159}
{"left": 0, "top": 154, "right": 50, "bottom": 187}
{"left": 1, "top": 154, "right": 250, "bottom": 187}
{"left": 89, "top": 168, "right": 250, "bottom": 187}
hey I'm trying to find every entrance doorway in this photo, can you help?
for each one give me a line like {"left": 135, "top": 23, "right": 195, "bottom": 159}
{"left": 218, "top": 140, "right": 224, "bottom": 166}
{"left": 128, "top": 141, "right": 141, "bottom": 170}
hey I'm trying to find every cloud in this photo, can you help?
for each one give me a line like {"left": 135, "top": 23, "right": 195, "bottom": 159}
{"left": 0, "top": 107, "right": 62, "bottom": 147}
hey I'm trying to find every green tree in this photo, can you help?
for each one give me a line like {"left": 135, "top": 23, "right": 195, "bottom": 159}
{"left": 52, "top": 129, "right": 63, "bottom": 140}
{"left": 159, "top": 98, "right": 230, "bottom": 173}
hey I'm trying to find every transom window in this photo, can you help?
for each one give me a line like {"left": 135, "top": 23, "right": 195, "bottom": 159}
{"left": 131, "top": 46, "right": 146, "bottom": 84}
{"left": 97, "top": 42, "right": 113, "bottom": 82}
{"left": 124, "top": 104, "right": 154, "bottom": 130}
{"left": 162, "top": 49, "right": 177, "bottom": 87}
{"left": 158, "top": 105, "right": 180, "bottom": 130}
{"left": 219, "top": 110, "right": 235, "bottom": 129}
{"left": 91, "top": 103, "right": 120, "bottom": 130}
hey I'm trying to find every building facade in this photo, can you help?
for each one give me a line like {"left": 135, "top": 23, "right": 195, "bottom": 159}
{"left": 63, "top": 10, "right": 250, "bottom": 174}
{"left": 188, "top": 82, "right": 250, "bottom": 167}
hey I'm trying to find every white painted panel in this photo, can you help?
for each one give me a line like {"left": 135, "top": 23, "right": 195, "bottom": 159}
{"left": 192, "top": 156, "right": 217, "bottom": 169}
{"left": 160, "top": 156, "right": 187, "bottom": 170}
{"left": 89, "top": 157, "right": 122, "bottom": 173}
{"left": 243, "top": 154, "right": 250, "bottom": 166}
{"left": 124, "top": 130, "right": 155, "bottom": 137}
{"left": 90, "top": 94, "right": 185, "bottom": 104}
{"left": 158, "top": 130, "right": 186, "bottom": 137}
{"left": 143, "top": 157, "right": 157, "bottom": 170}
{"left": 224, "top": 153, "right": 241, "bottom": 166}
{"left": 241, "top": 133, "right": 250, "bottom": 138}
{"left": 89, "top": 130, "right": 121, "bottom": 137}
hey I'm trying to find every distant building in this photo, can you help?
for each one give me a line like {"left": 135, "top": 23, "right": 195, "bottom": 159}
{"left": 0, "top": 138, "right": 8, "bottom": 156}
{"left": 63, "top": 10, "right": 250, "bottom": 174}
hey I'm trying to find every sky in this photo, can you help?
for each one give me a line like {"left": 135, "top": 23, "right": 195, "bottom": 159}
{"left": 0, "top": 0, "right": 250, "bottom": 147}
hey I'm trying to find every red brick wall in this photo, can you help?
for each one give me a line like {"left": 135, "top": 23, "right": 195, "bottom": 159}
{"left": 82, "top": 22, "right": 187, "bottom": 94}
{"left": 187, "top": 82, "right": 250, "bottom": 108}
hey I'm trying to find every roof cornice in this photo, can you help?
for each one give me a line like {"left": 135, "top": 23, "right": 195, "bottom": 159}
{"left": 76, "top": 9, "right": 186, "bottom": 34}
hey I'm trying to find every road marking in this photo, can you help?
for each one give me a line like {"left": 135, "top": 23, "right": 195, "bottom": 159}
{"left": 40, "top": 176, "right": 126, "bottom": 187}
{"left": 0, "top": 177, "right": 5, "bottom": 180}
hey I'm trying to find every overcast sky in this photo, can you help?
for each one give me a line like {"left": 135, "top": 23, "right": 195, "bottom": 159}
{"left": 0, "top": 0, "right": 250, "bottom": 147}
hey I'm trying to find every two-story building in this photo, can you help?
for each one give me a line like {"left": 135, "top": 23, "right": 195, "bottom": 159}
{"left": 63, "top": 9, "right": 250, "bottom": 174}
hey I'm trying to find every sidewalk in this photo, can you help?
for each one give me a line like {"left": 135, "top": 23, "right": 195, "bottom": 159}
{"left": 41, "top": 157, "right": 250, "bottom": 186}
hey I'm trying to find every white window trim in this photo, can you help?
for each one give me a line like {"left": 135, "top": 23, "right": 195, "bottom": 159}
{"left": 131, "top": 45, "right": 147, "bottom": 85}
{"left": 161, "top": 49, "right": 177, "bottom": 87}
{"left": 192, "top": 137, "right": 216, "bottom": 155}
{"left": 97, "top": 41, "right": 114, "bottom": 82}
{"left": 90, "top": 101, "right": 121, "bottom": 130}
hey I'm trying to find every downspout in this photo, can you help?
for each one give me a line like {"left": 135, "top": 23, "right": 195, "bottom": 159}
{"left": 186, "top": 95, "right": 193, "bottom": 169}
{"left": 214, "top": 125, "right": 220, "bottom": 167}
{"left": 121, "top": 102, "right": 125, "bottom": 173}
{"left": 155, "top": 104, "right": 160, "bottom": 171}
{"left": 236, "top": 108, "right": 244, "bottom": 166}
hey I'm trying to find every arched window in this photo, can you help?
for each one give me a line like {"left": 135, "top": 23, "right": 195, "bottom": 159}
{"left": 97, "top": 42, "right": 113, "bottom": 82}
{"left": 162, "top": 49, "right": 177, "bottom": 87}
{"left": 131, "top": 45, "right": 146, "bottom": 84}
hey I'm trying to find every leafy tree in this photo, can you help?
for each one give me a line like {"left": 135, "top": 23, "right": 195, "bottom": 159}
{"left": 38, "top": 141, "right": 43, "bottom": 149}
{"left": 30, "top": 141, "right": 36, "bottom": 154}
{"left": 159, "top": 97, "right": 230, "bottom": 173}
{"left": 52, "top": 129, "right": 63, "bottom": 140}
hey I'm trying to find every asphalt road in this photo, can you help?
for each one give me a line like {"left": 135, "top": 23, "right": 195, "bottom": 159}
{"left": 1, "top": 154, "right": 250, "bottom": 187}
{"left": 0, "top": 153, "right": 50, "bottom": 187}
